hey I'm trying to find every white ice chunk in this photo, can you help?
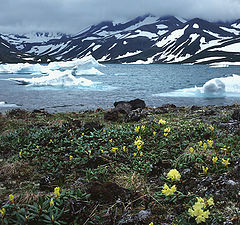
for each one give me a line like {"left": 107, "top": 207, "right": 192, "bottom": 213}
{"left": 9, "top": 70, "right": 94, "bottom": 87}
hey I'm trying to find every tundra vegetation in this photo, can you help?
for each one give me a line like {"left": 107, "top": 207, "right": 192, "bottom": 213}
{"left": 0, "top": 105, "right": 239, "bottom": 224}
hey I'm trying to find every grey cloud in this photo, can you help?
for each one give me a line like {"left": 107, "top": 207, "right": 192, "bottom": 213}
{"left": 0, "top": 0, "right": 240, "bottom": 34}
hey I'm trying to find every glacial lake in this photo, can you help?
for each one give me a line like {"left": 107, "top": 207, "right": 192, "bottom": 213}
{"left": 1, "top": 62, "right": 240, "bottom": 112}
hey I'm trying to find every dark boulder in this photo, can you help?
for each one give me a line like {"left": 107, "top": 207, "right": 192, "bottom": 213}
{"left": 105, "top": 99, "right": 146, "bottom": 122}
{"left": 104, "top": 109, "right": 119, "bottom": 121}
{"left": 129, "top": 98, "right": 146, "bottom": 110}
{"left": 115, "top": 102, "right": 132, "bottom": 114}
{"left": 83, "top": 121, "right": 103, "bottom": 132}
{"left": 232, "top": 109, "right": 240, "bottom": 120}
{"left": 162, "top": 104, "right": 176, "bottom": 108}
{"left": 125, "top": 108, "right": 143, "bottom": 122}
{"left": 114, "top": 98, "right": 146, "bottom": 110}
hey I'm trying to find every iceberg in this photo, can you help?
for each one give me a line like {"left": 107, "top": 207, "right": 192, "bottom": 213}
{"left": 0, "top": 63, "right": 43, "bottom": 74}
{"left": 9, "top": 70, "right": 94, "bottom": 87}
{"left": 0, "top": 56, "right": 104, "bottom": 75}
{"left": 154, "top": 74, "right": 240, "bottom": 98}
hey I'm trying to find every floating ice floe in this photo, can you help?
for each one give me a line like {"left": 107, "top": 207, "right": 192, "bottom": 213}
{"left": 0, "top": 63, "right": 43, "bottom": 74}
{"left": 154, "top": 74, "right": 240, "bottom": 98}
{"left": 210, "top": 64, "right": 229, "bottom": 68}
{"left": 9, "top": 70, "right": 94, "bottom": 87}
{"left": 0, "top": 56, "right": 104, "bottom": 75}
{"left": 0, "top": 101, "right": 19, "bottom": 107}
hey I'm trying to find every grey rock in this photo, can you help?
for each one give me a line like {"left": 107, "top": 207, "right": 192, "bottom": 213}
{"left": 137, "top": 210, "right": 151, "bottom": 221}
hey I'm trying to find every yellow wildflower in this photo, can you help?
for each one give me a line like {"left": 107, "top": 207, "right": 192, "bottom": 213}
{"left": 0, "top": 208, "right": 6, "bottom": 218}
{"left": 109, "top": 139, "right": 113, "bottom": 143}
{"left": 158, "top": 119, "right": 166, "bottom": 125}
{"left": 54, "top": 187, "right": 60, "bottom": 198}
{"left": 112, "top": 147, "right": 118, "bottom": 153}
{"left": 122, "top": 146, "right": 126, "bottom": 152}
{"left": 68, "top": 129, "right": 71, "bottom": 133}
{"left": 164, "top": 128, "right": 171, "bottom": 136}
{"left": 50, "top": 198, "right": 54, "bottom": 206}
{"left": 101, "top": 149, "right": 104, "bottom": 154}
{"left": 195, "top": 212, "right": 209, "bottom": 224}
{"left": 137, "top": 145, "right": 142, "bottom": 151}
{"left": 135, "top": 126, "right": 140, "bottom": 133}
{"left": 189, "top": 198, "right": 210, "bottom": 224}
{"left": 189, "top": 147, "right": 194, "bottom": 154}
{"left": 167, "top": 169, "right": 181, "bottom": 181}
{"left": 209, "top": 125, "right": 214, "bottom": 132}
{"left": 162, "top": 183, "right": 177, "bottom": 196}
{"left": 202, "top": 166, "right": 208, "bottom": 175}
{"left": 134, "top": 139, "right": 144, "bottom": 148}
{"left": 153, "top": 131, "right": 156, "bottom": 136}
{"left": 149, "top": 222, "right": 153, "bottom": 225}
{"left": 140, "top": 152, "right": 143, "bottom": 157}
{"left": 50, "top": 139, "right": 53, "bottom": 143}
{"left": 198, "top": 141, "right": 202, "bottom": 147}
{"left": 36, "top": 145, "right": 39, "bottom": 149}
{"left": 203, "top": 143, "right": 207, "bottom": 151}
{"left": 207, "top": 197, "right": 214, "bottom": 206}
{"left": 212, "top": 156, "right": 218, "bottom": 164}
{"left": 222, "top": 158, "right": 230, "bottom": 167}
{"left": 82, "top": 132, "right": 84, "bottom": 136}
{"left": 141, "top": 125, "right": 145, "bottom": 131}
{"left": 196, "top": 197, "right": 205, "bottom": 206}
{"left": 69, "top": 155, "right": 73, "bottom": 161}
{"left": 207, "top": 140, "right": 214, "bottom": 148}
{"left": 19, "top": 151, "right": 22, "bottom": 157}
{"left": 133, "top": 153, "right": 137, "bottom": 157}
{"left": 9, "top": 194, "right": 14, "bottom": 203}
{"left": 88, "top": 150, "right": 91, "bottom": 156}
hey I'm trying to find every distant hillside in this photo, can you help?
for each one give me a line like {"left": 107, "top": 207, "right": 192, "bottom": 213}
{"left": 1, "top": 15, "right": 240, "bottom": 64}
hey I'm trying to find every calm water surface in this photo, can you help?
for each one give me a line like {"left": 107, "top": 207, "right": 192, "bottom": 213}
{"left": 0, "top": 64, "right": 240, "bottom": 112}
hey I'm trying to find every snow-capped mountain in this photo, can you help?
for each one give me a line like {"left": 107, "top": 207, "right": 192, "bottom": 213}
{"left": 1, "top": 15, "right": 240, "bottom": 64}
{"left": 0, "top": 36, "right": 34, "bottom": 63}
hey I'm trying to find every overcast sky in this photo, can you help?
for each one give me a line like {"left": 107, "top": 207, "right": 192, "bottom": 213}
{"left": 1, "top": 0, "right": 240, "bottom": 34}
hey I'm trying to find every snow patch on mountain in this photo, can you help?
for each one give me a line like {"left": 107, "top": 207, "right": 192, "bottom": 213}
{"left": 127, "top": 30, "right": 158, "bottom": 39}
{"left": 156, "top": 25, "right": 189, "bottom": 48}
{"left": 116, "top": 50, "right": 143, "bottom": 59}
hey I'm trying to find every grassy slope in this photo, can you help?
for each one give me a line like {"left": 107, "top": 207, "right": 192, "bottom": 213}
{"left": 0, "top": 105, "right": 239, "bottom": 225}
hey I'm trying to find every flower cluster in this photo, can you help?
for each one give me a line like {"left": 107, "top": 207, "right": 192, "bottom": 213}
{"left": 161, "top": 183, "right": 177, "bottom": 196}
{"left": 188, "top": 197, "right": 214, "bottom": 224}
{"left": 202, "top": 166, "right": 208, "bottom": 175}
{"left": 212, "top": 156, "right": 218, "bottom": 164}
{"left": 9, "top": 194, "right": 14, "bottom": 203}
{"left": 158, "top": 119, "right": 166, "bottom": 125}
{"left": 134, "top": 136, "right": 144, "bottom": 151}
{"left": 134, "top": 125, "right": 145, "bottom": 133}
{"left": 112, "top": 147, "right": 118, "bottom": 153}
{"left": 167, "top": 169, "right": 181, "bottom": 181}
{"left": 222, "top": 158, "right": 230, "bottom": 167}
{"left": 54, "top": 187, "right": 60, "bottom": 198}
{"left": 207, "top": 139, "right": 214, "bottom": 148}
{"left": 164, "top": 127, "right": 171, "bottom": 136}
{"left": 0, "top": 208, "right": 5, "bottom": 218}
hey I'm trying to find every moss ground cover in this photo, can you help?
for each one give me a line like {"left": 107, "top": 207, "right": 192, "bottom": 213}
{"left": 0, "top": 105, "right": 239, "bottom": 224}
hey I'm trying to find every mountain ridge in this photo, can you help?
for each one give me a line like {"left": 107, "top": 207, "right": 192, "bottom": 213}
{"left": 0, "top": 15, "right": 240, "bottom": 64}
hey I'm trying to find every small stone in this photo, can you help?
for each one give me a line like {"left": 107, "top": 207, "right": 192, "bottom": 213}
{"left": 137, "top": 210, "right": 151, "bottom": 221}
